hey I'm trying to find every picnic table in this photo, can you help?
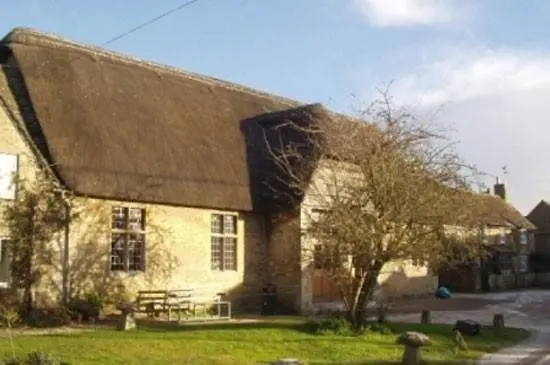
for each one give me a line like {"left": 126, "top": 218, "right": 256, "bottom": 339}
{"left": 135, "top": 289, "right": 232, "bottom": 322}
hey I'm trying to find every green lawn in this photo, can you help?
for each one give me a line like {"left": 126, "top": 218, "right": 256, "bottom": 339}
{"left": 0, "top": 319, "right": 530, "bottom": 365}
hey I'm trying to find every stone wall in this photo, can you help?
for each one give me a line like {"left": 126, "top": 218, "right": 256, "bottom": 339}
{"left": 266, "top": 212, "right": 302, "bottom": 314}
{"left": 0, "top": 103, "right": 270, "bottom": 312}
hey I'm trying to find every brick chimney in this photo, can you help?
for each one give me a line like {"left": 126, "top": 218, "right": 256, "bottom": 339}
{"left": 494, "top": 177, "right": 506, "bottom": 200}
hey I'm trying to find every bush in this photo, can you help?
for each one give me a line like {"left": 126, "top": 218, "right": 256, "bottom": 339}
{"left": 3, "top": 351, "right": 68, "bottom": 365}
{"left": 365, "top": 322, "right": 394, "bottom": 334}
{"left": 305, "top": 317, "right": 353, "bottom": 336}
{"left": 67, "top": 293, "right": 103, "bottom": 321}
{"left": 23, "top": 308, "right": 71, "bottom": 328}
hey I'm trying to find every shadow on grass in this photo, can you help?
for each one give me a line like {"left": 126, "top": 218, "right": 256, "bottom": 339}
{"left": 134, "top": 317, "right": 462, "bottom": 334}
{"left": 307, "top": 361, "right": 468, "bottom": 365}
{"left": 137, "top": 319, "right": 309, "bottom": 332}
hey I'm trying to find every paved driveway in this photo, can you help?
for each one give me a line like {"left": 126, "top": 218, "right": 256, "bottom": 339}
{"left": 384, "top": 290, "right": 550, "bottom": 365}
{"left": 388, "top": 290, "right": 550, "bottom": 330}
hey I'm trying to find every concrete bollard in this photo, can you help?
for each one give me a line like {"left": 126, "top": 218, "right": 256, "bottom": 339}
{"left": 493, "top": 313, "right": 505, "bottom": 331}
{"left": 420, "top": 310, "right": 431, "bottom": 324}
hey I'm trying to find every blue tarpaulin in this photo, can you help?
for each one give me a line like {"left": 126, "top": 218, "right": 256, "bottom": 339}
{"left": 435, "top": 286, "right": 451, "bottom": 299}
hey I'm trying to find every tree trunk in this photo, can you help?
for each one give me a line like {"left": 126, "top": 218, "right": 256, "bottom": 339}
{"left": 23, "top": 204, "right": 36, "bottom": 315}
{"left": 23, "top": 284, "right": 33, "bottom": 314}
{"left": 22, "top": 249, "right": 34, "bottom": 315}
{"left": 346, "top": 262, "right": 383, "bottom": 328}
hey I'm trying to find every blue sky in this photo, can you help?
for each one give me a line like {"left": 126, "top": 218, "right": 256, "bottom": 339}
{"left": 2, "top": 0, "right": 550, "bottom": 213}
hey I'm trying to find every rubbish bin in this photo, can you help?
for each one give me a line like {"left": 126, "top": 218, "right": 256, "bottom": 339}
{"left": 261, "top": 284, "right": 277, "bottom": 316}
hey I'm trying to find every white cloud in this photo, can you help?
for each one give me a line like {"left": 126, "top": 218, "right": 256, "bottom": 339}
{"left": 355, "top": 0, "right": 455, "bottom": 27}
{"left": 389, "top": 48, "right": 550, "bottom": 214}
{"left": 396, "top": 49, "right": 550, "bottom": 106}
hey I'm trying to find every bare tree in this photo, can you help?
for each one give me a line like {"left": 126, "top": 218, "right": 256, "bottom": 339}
{"left": 263, "top": 91, "right": 484, "bottom": 326}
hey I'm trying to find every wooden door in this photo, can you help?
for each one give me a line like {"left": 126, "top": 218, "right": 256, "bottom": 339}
{"left": 312, "top": 269, "right": 341, "bottom": 302}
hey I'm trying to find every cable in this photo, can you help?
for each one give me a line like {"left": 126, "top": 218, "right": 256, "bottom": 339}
{"left": 100, "top": 0, "right": 204, "bottom": 47}
{"left": 1, "top": 0, "right": 205, "bottom": 70}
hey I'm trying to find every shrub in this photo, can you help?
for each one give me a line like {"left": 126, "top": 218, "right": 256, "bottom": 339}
{"left": 67, "top": 292, "right": 103, "bottom": 321}
{"left": 305, "top": 317, "right": 353, "bottom": 336}
{"left": 3, "top": 351, "right": 68, "bottom": 365}
{"left": 23, "top": 308, "right": 71, "bottom": 328}
{"left": 365, "top": 322, "right": 394, "bottom": 334}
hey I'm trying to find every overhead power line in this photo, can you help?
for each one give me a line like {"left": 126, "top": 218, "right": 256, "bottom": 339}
{"left": 0, "top": 0, "right": 205, "bottom": 71}
{"left": 100, "top": 0, "right": 204, "bottom": 47}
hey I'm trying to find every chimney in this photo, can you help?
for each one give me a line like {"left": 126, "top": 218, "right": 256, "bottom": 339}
{"left": 494, "top": 177, "right": 506, "bottom": 200}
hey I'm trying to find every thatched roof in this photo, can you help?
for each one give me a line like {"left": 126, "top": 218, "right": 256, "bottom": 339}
{"left": 0, "top": 28, "right": 535, "bottom": 229}
{"left": 0, "top": 27, "right": 324, "bottom": 211}
{"left": 474, "top": 194, "right": 535, "bottom": 230}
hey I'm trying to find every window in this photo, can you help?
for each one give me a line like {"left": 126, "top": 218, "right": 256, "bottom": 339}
{"left": 211, "top": 214, "right": 237, "bottom": 271}
{"left": 481, "top": 226, "right": 488, "bottom": 245}
{"left": 519, "top": 229, "right": 528, "bottom": 245}
{"left": 110, "top": 206, "right": 146, "bottom": 272}
{"left": 493, "top": 251, "right": 514, "bottom": 272}
{"left": 518, "top": 254, "right": 529, "bottom": 273}
{"left": 499, "top": 228, "right": 507, "bottom": 245}
{"left": 0, "top": 153, "right": 18, "bottom": 200}
{"left": 0, "top": 239, "right": 10, "bottom": 287}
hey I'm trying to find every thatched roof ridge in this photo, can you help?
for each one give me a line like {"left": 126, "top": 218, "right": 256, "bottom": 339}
{"left": 2, "top": 27, "right": 300, "bottom": 109}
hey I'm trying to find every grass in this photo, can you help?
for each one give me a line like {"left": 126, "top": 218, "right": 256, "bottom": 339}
{"left": 0, "top": 319, "right": 530, "bottom": 365}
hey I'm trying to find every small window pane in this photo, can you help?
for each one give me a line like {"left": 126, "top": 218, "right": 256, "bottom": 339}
{"left": 223, "top": 237, "right": 237, "bottom": 271}
{"left": 211, "top": 214, "right": 223, "bottom": 234}
{"left": 520, "top": 230, "right": 527, "bottom": 245}
{"left": 111, "top": 233, "right": 126, "bottom": 271}
{"left": 211, "top": 236, "right": 223, "bottom": 270}
{"left": 128, "top": 233, "right": 145, "bottom": 271}
{"left": 112, "top": 207, "right": 126, "bottom": 230}
{"left": 223, "top": 215, "right": 237, "bottom": 235}
{"left": 0, "top": 154, "right": 18, "bottom": 201}
{"left": 518, "top": 254, "right": 528, "bottom": 272}
{"left": 0, "top": 239, "right": 10, "bottom": 284}
{"left": 499, "top": 229, "right": 506, "bottom": 245}
{"left": 128, "top": 208, "right": 145, "bottom": 231}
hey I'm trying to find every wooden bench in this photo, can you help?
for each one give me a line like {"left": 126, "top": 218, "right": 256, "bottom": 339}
{"left": 135, "top": 289, "right": 232, "bottom": 322}
{"left": 180, "top": 290, "right": 231, "bottom": 322}
{"left": 136, "top": 290, "right": 172, "bottom": 318}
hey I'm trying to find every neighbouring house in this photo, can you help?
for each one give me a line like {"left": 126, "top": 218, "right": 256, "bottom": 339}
{"left": 438, "top": 182, "right": 536, "bottom": 293}
{"left": 0, "top": 28, "right": 537, "bottom": 315}
{"left": 527, "top": 200, "right": 550, "bottom": 254}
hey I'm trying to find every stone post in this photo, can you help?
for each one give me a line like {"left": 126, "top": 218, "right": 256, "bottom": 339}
{"left": 420, "top": 310, "right": 431, "bottom": 324}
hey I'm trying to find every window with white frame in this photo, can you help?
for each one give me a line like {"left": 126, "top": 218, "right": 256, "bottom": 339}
{"left": 0, "top": 238, "right": 11, "bottom": 287}
{"left": 0, "top": 153, "right": 18, "bottom": 200}
{"left": 211, "top": 214, "right": 237, "bottom": 271}
{"left": 110, "top": 206, "right": 146, "bottom": 272}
